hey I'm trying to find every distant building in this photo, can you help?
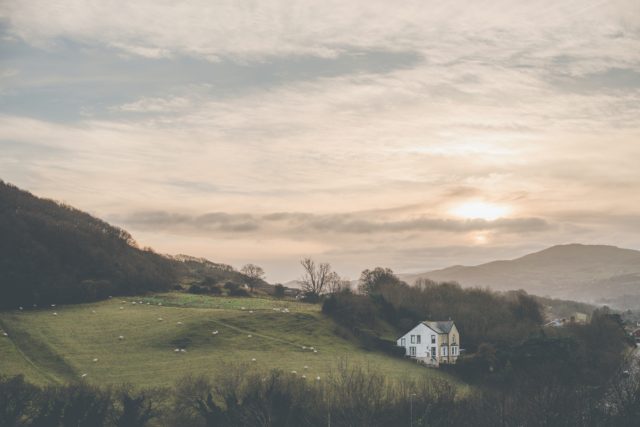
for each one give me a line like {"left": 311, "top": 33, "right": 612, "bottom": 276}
{"left": 396, "top": 320, "right": 460, "bottom": 366}
{"left": 572, "top": 312, "right": 588, "bottom": 324}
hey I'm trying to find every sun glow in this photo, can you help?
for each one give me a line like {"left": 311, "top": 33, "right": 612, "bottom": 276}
{"left": 451, "top": 201, "right": 510, "bottom": 221}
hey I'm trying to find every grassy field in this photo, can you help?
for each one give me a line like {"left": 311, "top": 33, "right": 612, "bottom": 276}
{"left": 0, "top": 293, "right": 462, "bottom": 390}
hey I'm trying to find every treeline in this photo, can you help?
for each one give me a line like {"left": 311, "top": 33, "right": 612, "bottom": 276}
{"left": 322, "top": 268, "right": 632, "bottom": 391}
{"left": 3, "top": 361, "right": 640, "bottom": 427}
{"left": 0, "top": 181, "right": 176, "bottom": 308}
{"left": 323, "top": 273, "right": 544, "bottom": 352}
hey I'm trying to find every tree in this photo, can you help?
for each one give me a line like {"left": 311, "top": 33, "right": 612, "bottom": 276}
{"left": 273, "top": 284, "right": 285, "bottom": 298}
{"left": 240, "top": 264, "right": 265, "bottom": 293}
{"left": 299, "top": 258, "right": 332, "bottom": 299}
{"left": 327, "top": 272, "right": 351, "bottom": 294}
{"left": 358, "top": 267, "right": 401, "bottom": 295}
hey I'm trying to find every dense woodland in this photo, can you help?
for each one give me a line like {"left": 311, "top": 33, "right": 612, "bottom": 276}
{"left": 0, "top": 181, "right": 265, "bottom": 309}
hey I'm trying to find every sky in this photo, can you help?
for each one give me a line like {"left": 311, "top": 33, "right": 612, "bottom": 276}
{"left": 1, "top": 0, "right": 640, "bottom": 282}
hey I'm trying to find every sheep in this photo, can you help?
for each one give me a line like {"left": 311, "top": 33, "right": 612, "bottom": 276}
{"left": 241, "top": 307, "right": 246, "bottom": 310}
{"left": 2, "top": 332, "right": 8, "bottom": 337}
{"left": 212, "top": 331, "right": 219, "bottom": 335}
{"left": 302, "top": 346, "right": 307, "bottom": 350}
{"left": 158, "top": 303, "right": 162, "bottom": 306}
{"left": 53, "top": 312, "right": 58, "bottom": 316}
{"left": 309, "top": 346, "right": 315, "bottom": 350}
{"left": 301, "top": 375, "right": 306, "bottom": 379}
{"left": 92, "top": 358, "right": 98, "bottom": 362}
{"left": 247, "top": 334, "right": 252, "bottom": 338}
{"left": 251, "top": 358, "right": 256, "bottom": 362}
{"left": 51, "top": 304, "right": 56, "bottom": 307}
{"left": 176, "top": 321, "right": 183, "bottom": 325}
{"left": 118, "top": 336, "right": 124, "bottom": 340}
{"left": 81, "top": 373, "right": 87, "bottom": 378}
{"left": 313, "top": 350, "right": 318, "bottom": 354}
{"left": 119, "top": 307, "right": 124, "bottom": 310}
{"left": 157, "top": 317, "right": 163, "bottom": 321}
{"left": 180, "top": 349, "right": 187, "bottom": 353}
{"left": 91, "top": 310, "right": 96, "bottom": 314}
{"left": 174, "top": 348, "right": 180, "bottom": 352}
{"left": 304, "top": 365, "right": 309, "bottom": 370}
{"left": 291, "top": 370, "right": 297, "bottom": 374}
{"left": 316, "top": 376, "right": 321, "bottom": 381}
{"left": 132, "top": 302, "right": 137, "bottom": 305}
{"left": 19, "top": 306, "right": 23, "bottom": 310}
{"left": 249, "top": 310, "right": 253, "bottom": 314}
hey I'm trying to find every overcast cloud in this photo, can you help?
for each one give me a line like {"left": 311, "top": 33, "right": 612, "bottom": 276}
{"left": 1, "top": 1, "right": 639, "bottom": 281}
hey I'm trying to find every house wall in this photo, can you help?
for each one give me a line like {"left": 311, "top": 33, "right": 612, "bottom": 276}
{"left": 396, "top": 324, "right": 439, "bottom": 364}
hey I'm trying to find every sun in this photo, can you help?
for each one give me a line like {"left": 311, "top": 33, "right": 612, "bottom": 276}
{"left": 451, "top": 201, "right": 510, "bottom": 221}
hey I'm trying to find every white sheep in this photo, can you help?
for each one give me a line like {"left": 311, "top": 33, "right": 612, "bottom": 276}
{"left": 316, "top": 376, "right": 321, "bottom": 381}
{"left": 174, "top": 348, "right": 180, "bottom": 352}
{"left": 177, "top": 321, "right": 183, "bottom": 325}
{"left": 302, "top": 346, "right": 307, "bottom": 350}
{"left": 241, "top": 307, "right": 246, "bottom": 310}
{"left": 301, "top": 375, "right": 306, "bottom": 379}
{"left": 53, "top": 312, "right": 58, "bottom": 316}
{"left": 249, "top": 310, "right": 253, "bottom": 314}
{"left": 158, "top": 303, "right": 162, "bottom": 306}
{"left": 2, "top": 332, "right": 8, "bottom": 337}
{"left": 91, "top": 310, "right": 96, "bottom": 314}
{"left": 313, "top": 350, "right": 318, "bottom": 354}
{"left": 304, "top": 365, "right": 308, "bottom": 370}
{"left": 212, "top": 331, "right": 219, "bottom": 335}
{"left": 251, "top": 358, "right": 256, "bottom": 362}
{"left": 132, "top": 302, "right": 137, "bottom": 305}
{"left": 291, "top": 370, "right": 297, "bottom": 374}
{"left": 51, "top": 304, "right": 56, "bottom": 307}
{"left": 118, "top": 336, "right": 124, "bottom": 340}
{"left": 247, "top": 334, "right": 252, "bottom": 338}
{"left": 81, "top": 373, "right": 87, "bottom": 378}
{"left": 180, "top": 349, "right": 187, "bottom": 353}
{"left": 158, "top": 317, "right": 163, "bottom": 321}
{"left": 19, "top": 306, "right": 23, "bottom": 310}
{"left": 93, "top": 358, "right": 98, "bottom": 362}
{"left": 119, "top": 307, "right": 124, "bottom": 310}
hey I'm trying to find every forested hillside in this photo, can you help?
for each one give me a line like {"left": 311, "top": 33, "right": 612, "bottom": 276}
{"left": 0, "top": 181, "right": 177, "bottom": 308}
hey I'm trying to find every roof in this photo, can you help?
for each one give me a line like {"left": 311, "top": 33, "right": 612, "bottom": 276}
{"left": 422, "top": 320, "right": 455, "bottom": 334}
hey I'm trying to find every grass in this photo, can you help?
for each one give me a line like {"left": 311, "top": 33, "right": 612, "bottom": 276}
{"left": 0, "top": 293, "right": 464, "bottom": 390}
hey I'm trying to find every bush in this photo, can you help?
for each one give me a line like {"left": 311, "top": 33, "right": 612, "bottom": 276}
{"left": 274, "top": 284, "right": 285, "bottom": 298}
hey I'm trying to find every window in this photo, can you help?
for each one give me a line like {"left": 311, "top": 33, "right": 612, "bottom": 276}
{"left": 431, "top": 335, "right": 436, "bottom": 344}
{"left": 410, "top": 347, "right": 416, "bottom": 356}
{"left": 431, "top": 347, "right": 436, "bottom": 357}
{"left": 416, "top": 335, "right": 421, "bottom": 344}
{"left": 401, "top": 338, "right": 406, "bottom": 346}
{"left": 410, "top": 335, "right": 415, "bottom": 344}
{"left": 441, "top": 346, "right": 448, "bottom": 356}
{"left": 451, "top": 346, "right": 458, "bottom": 356}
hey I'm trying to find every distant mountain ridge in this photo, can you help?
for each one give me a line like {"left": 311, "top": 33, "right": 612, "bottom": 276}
{"left": 401, "top": 244, "right": 640, "bottom": 308}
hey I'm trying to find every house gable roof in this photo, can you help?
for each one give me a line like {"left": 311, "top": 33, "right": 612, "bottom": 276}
{"left": 422, "top": 320, "right": 455, "bottom": 334}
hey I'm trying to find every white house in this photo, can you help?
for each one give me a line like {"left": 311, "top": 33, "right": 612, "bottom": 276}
{"left": 396, "top": 320, "right": 460, "bottom": 366}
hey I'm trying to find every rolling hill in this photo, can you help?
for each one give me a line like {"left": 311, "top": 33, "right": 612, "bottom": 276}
{"left": 0, "top": 293, "right": 460, "bottom": 389}
{"left": 0, "top": 180, "right": 268, "bottom": 308}
{"left": 401, "top": 244, "right": 640, "bottom": 308}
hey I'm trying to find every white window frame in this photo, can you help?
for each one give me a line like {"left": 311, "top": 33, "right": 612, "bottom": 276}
{"left": 431, "top": 335, "right": 436, "bottom": 344}
{"left": 401, "top": 338, "right": 406, "bottom": 346}
{"left": 410, "top": 346, "right": 416, "bottom": 356}
{"left": 410, "top": 335, "right": 415, "bottom": 344}
{"left": 416, "top": 335, "right": 421, "bottom": 344}
{"left": 441, "top": 346, "right": 448, "bottom": 356}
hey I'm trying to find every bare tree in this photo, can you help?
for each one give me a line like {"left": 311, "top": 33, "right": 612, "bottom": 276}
{"left": 241, "top": 264, "right": 265, "bottom": 292}
{"left": 327, "top": 272, "right": 351, "bottom": 294}
{"left": 299, "top": 258, "right": 332, "bottom": 298}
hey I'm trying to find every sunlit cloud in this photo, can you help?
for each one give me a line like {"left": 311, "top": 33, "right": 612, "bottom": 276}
{"left": 0, "top": 0, "right": 639, "bottom": 280}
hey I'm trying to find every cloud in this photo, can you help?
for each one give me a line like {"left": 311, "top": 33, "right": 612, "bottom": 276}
{"left": 117, "top": 209, "right": 550, "bottom": 236}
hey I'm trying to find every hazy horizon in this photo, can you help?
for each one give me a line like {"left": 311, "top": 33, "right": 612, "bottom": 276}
{"left": 2, "top": 1, "right": 640, "bottom": 282}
